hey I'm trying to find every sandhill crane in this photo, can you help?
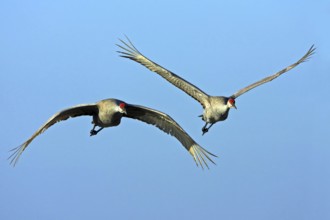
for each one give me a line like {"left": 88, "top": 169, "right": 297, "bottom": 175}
{"left": 117, "top": 39, "right": 315, "bottom": 135}
{"left": 9, "top": 98, "right": 216, "bottom": 168}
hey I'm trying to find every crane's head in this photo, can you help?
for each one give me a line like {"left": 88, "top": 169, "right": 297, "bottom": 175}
{"left": 228, "top": 98, "right": 237, "bottom": 109}
{"left": 118, "top": 102, "right": 127, "bottom": 114}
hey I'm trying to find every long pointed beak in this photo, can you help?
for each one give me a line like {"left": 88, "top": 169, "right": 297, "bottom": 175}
{"left": 232, "top": 104, "right": 237, "bottom": 109}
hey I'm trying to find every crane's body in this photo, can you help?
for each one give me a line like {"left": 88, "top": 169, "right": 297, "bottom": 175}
{"left": 118, "top": 38, "right": 315, "bottom": 134}
{"left": 9, "top": 98, "right": 216, "bottom": 168}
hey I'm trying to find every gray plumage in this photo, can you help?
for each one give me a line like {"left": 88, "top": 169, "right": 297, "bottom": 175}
{"left": 117, "top": 38, "right": 315, "bottom": 134}
{"left": 9, "top": 98, "right": 216, "bottom": 168}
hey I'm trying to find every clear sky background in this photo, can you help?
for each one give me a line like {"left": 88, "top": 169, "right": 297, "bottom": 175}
{"left": 1, "top": 1, "right": 329, "bottom": 219}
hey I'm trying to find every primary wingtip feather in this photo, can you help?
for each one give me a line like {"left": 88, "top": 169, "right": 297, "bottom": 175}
{"left": 301, "top": 44, "right": 316, "bottom": 63}
{"left": 189, "top": 144, "right": 217, "bottom": 170}
{"left": 117, "top": 36, "right": 141, "bottom": 56}
{"left": 8, "top": 143, "right": 27, "bottom": 167}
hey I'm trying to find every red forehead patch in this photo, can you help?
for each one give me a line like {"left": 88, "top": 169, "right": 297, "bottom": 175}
{"left": 119, "top": 102, "right": 126, "bottom": 108}
{"left": 229, "top": 98, "right": 235, "bottom": 104}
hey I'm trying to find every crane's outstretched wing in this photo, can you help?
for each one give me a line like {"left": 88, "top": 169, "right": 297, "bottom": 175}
{"left": 124, "top": 104, "right": 217, "bottom": 169}
{"left": 9, "top": 103, "right": 98, "bottom": 166}
{"left": 117, "top": 38, "right": 210, "bottom": 109}
{"left": 230, "top": 45, "right": 315, "bottom": 99}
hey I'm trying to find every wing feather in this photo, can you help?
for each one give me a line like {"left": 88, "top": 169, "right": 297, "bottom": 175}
{"left": 9, "top": 103, "right": 98, "bottom": 166}
{"left": 124, "top": 104, "right": 217, "bottom": 169}
{"left": 117, "top": 38, "right": 210, "bottom": 108}
{"left": 231, "top": 45, "right": 315, "bottom": 99}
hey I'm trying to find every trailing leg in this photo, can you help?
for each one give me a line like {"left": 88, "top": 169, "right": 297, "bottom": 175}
{"left": 90, "top": 125, "right": 104, "bottom": 136}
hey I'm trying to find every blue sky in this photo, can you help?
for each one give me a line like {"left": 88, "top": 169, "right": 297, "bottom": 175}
{"left": 1, "top": 1, "right": 329, "bottom": 219}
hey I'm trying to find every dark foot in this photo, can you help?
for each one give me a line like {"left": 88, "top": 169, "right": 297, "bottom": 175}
{"left": 202, "top": 127, "right": 208, "bottom": 135}
{"left": 90, "top": 127, "right": 104, "bottom": 136}
{"left": 90, "top": 129, "right": 98, "bottom": 136}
